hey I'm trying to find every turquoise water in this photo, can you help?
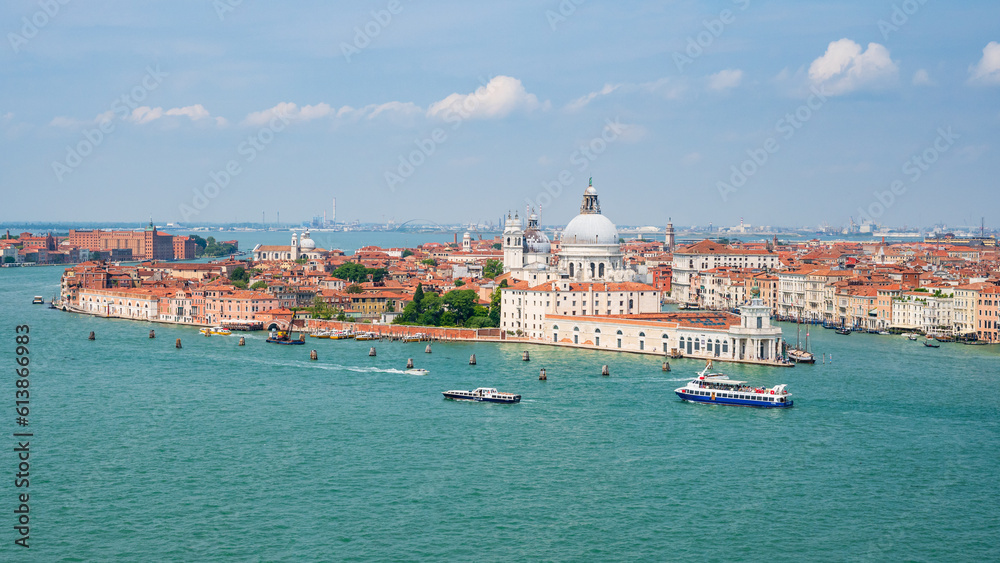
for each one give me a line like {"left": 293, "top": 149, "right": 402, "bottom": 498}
{"left": 1, "top": 265, "right": 999, "bottom": 561}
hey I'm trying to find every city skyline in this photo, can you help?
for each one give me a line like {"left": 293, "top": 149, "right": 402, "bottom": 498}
{"left": 2, "top": 1, "right": 998, "bottom": 228}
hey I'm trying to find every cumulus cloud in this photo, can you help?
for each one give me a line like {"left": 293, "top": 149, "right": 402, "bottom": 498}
{"left": 565, "top": 83, "right": 620, "bottom": 112}
{"left": 969, "top": 41, "right": 1000, "bottom": 84}
{"left": 426, "top": 75, "right": 548, "bottom": 120}
{"left": 808, "top": 39, "right": 898, "bottom": 95}
{"left": 707, "top": 69, "right": 743, "bottom": 91}
{"left": 912, "top": 69, "right": 933, "bottom": 86}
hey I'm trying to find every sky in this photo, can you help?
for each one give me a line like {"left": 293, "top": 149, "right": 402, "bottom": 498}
{"left": 1, "top": 0, "right": 998, "bottom": 231}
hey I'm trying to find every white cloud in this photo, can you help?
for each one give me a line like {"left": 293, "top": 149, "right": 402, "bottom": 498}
{"left": 427, "top": 76, "right": 548, "bottom": 120}
{"left": 707, "top": 69, "right": 743, "bottom": 91}
{"left": 565, "top": 83, "right": 620, "bottom": 112}
{"left": 242, "top": 102, "right": 333, "bottom": 126}
{"left": 808, "top": 39, "right": 898, "bottom": 95}
{"left": 912, "top": 69, "right": 933, "bottom": 86}
{"left": 969, "top": 41, "right": 1000, "bottom": 85}
{"left": 242, "top": 100, "right": 421, "bottom": 126}
{"left": 128, "top": 104, "right": 218, "bottom": 125}
{"left": 51, "top": 104, "right": 221, "bottom": 128}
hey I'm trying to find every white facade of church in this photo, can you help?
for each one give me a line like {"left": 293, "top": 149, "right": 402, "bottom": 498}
{"left": 251, "top": 229, "right": 329, "bottom": 261}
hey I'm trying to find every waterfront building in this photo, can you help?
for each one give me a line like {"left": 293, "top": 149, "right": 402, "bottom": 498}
{"left": 500, "top": 280, "right": 660, "bottom": 339}
{"left": 671, "top": 239, "right": 779, "bottom": 306}
{"left": 68, "top": 223, "right": 178, "bottom": 261}
{"left": 976, "top": 285, "right": 1000, "bottom": 342}
{"left": 76, "top": 287, "right": 165, "bottom": 320}
{"left": 540, "top": 292, "right": 784, "bottom": 363}
{"left": 890, "top": 290, "right": 956, "bottom": 335}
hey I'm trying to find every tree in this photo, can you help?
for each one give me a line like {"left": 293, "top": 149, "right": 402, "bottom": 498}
{"left": 229, "top": 266, "right": 249, "bottom": 284}
{"left": 308, "top": 295, "right": 336, "bottom": 319}
{"left": 483, "top": 259, "right": 503, "bottom": 279}
{"left": 402, "top": 249, "right": 414, "bottom": 258}
{"left": 232, "top": 280, "right": 248, "bottom": 289}
{"left": 3, "top": 256, "right": 13, "bottom": 263}
{"left": 454, "top": 279, "right": 465, "bottom": 287}
{"left": 488, "top": 287, "right": 502, "bottom": 326}
{"left": 442, "top": 289, "right": 477, "bottom": 325}
{"left": 250, "top": 281, "right": 267, "bottom": 290}
{"left": 413, "top": 283, "right": 424, "bottom": 310}
{"left": 421, "top": 258, "right": 437, "bottom": 267}
{"left": 492, "top": 242, "right": 502, "bottom": 250}
{"left": 346, "top": 284, "right": 363, "bottom": 294}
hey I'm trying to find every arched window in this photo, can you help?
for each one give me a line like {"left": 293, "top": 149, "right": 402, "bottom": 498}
{"left": 506, "top": 237, "right": 510, "bottom": 245}
{"left": 569, "top": 263, "right": 575, "bottom": 277}
{"left": 662, "top": 333, "right": 668, "bottom": 340}
{"left": 590, "top": 263, "right": 595, "bottom": 277}
{"left": 722, "top": 340, "right": 729, "bottom": 353}
{"left": 594, "top": 328, "right": 601, "bottom": 333}
{"left": 616, "top": 330, "right": 623, "bottom": 335}
{"left": 552, "top": 325, "right": 559, "bottom": 330}
{"left": 599, "top": 263, "right": 605, "bottom": 277}
{"left": 639, "top": 332, "right": 645, "bottom": 337}
{"left": 628, "top": 299, "right": 634, "bottom": 309}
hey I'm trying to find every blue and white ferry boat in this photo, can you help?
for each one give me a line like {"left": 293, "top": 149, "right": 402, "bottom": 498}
{"left": 675, "top": 362, "right": 793, "bottom": 408}
{"left": 442, "top": 388, "right": 521, "bottom": 404}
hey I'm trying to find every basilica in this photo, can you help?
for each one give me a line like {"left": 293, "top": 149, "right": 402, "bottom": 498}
{"left": 251, "top": 229, "right": 329, "bottom": 262}
{"left": 502, "top": 179, "right": 638, "bottom": 285}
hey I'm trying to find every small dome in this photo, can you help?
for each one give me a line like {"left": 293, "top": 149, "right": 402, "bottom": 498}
{"left": 300, "top": 230, "right": 316, "bottom": 250}
{"left": 561, "top": 213, "right": 618, "bottom": 245}
{"left": 524, "top": 227, "right": 551, "bottom": 254}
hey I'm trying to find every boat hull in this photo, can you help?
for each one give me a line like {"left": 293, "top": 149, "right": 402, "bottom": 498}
{"left": 442, "top": 392, "right": 520, "bottom": 404}
{"left": 266, "top": 339, "right": 305, "bottom": 345}
{"left": 675, "top": 391, "right": 792, "bottom": 408}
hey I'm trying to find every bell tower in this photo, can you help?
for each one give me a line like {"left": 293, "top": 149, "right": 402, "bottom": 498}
{"left": 502, "top": 212, "right": 524, "bottom": 272}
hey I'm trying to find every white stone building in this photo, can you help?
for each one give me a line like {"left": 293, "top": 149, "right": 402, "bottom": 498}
{"left": 252, "top": 229, "right": 329, "bottom": 261}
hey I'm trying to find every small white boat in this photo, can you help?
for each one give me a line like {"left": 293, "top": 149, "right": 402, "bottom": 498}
{"left": 405, "top": 368, "right": 429, "bottom": 375}
{"left": 906, "top": 333, "right": 918, "bottom": 341}
{"left": 200, "top": 326, "right": 232, "bottom": 336}
{"left": 32, "top": 296, "right": 44, "bottom": 305}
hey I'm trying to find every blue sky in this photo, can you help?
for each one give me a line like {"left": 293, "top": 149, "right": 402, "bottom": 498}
{"left": 1, "top": 0, "right": 998, "bottom": 230}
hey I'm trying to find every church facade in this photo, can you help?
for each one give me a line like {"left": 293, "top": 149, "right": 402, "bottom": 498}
{"left": 252, "top": 230, "right": 329, "bottom": 261}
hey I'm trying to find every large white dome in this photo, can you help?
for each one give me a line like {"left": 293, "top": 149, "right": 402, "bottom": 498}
{"left": 561, "top": 213, "right": 619, "bottom": 245}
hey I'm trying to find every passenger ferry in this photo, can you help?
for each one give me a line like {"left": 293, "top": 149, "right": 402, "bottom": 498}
{"left": 328, "top": 330, "right": 354, "bottom": 340}
{"left": 442, "top": 388, "right": 521, "bottom": 404}
{"left": 32, "top": 296, "right": 44, "bottom": 305}
{"left": 675, "top": 362, "right": 793, "bottom": 408}
{"left": 355, "top": 332, "right": 378, "bottom": 341}
{"left": 199, "top": 326, "right": 232, "bottom": 336}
